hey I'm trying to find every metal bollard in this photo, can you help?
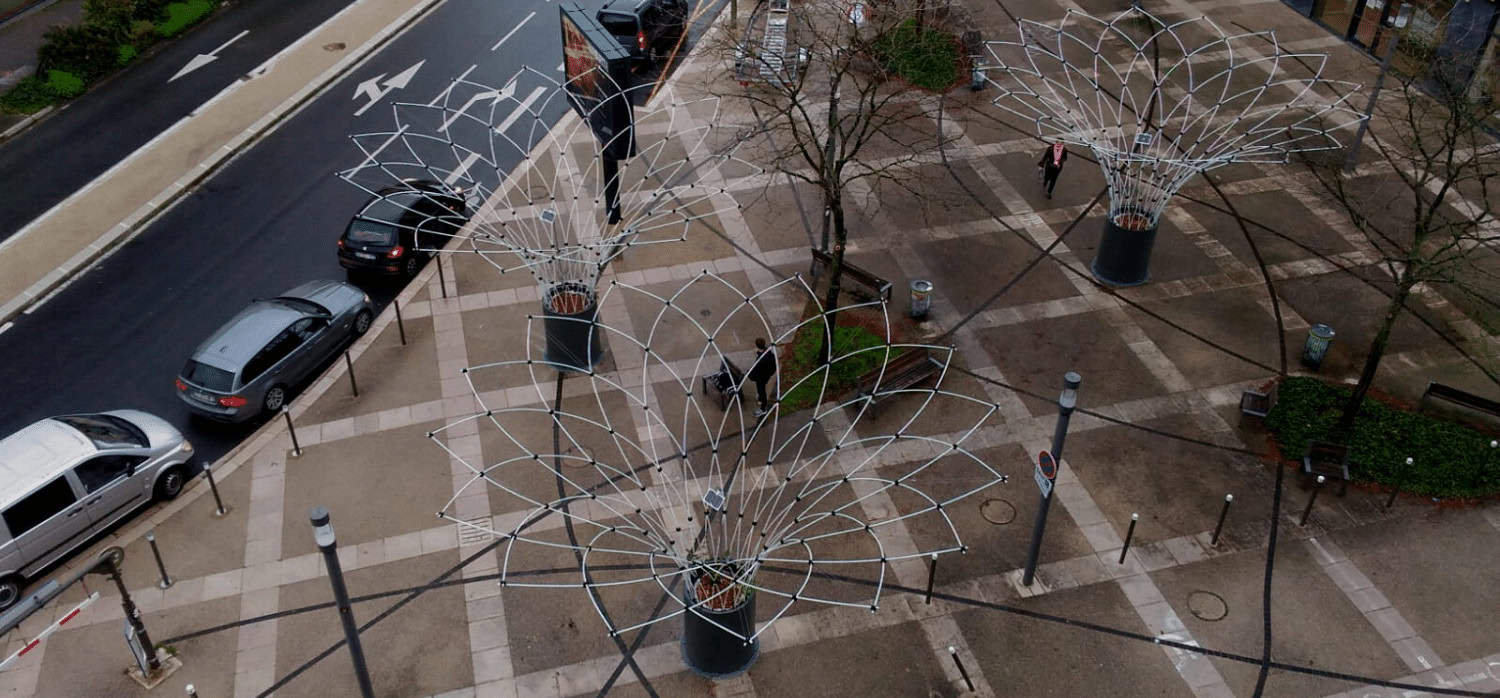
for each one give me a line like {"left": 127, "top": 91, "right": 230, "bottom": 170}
{"left": 924, "top": 553, "right": 938, "bottom": 604}
{"left": 145, "top": 532, "right": 172, "bottom": 589}
{"left": 344, "top": 351, "right": 359, "bottom": 397}
{"left": 1299, "top": 476, "right": 1325, "bottom": 527}
{"left": 435, "top": 254, "right": 448, "bottom": 298}
{"left": 1210, "top": 494, "right": 1233, "bottom": 547}
{"left": 1118, "top": 513, "right": 1138, "bottom": 564}
{"left": 948, "top": 646, "right": 975, "bottom": 692}
{"left": 393, "top": 299, "right": 406, "bottom": 346}
{"left": 283, "top": 407, "right": 301, "bottom": 457}
{"left": 204, "top": 462, "right": 230, "bottom": 517}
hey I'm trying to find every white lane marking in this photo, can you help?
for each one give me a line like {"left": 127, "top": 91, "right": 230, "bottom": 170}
{"left": 444, "top": 152, "right": 482, "bottom": 186}
{"left": 491, "top": 10, "right": 534, "bottom": 51}
{"left": 352, "top": 59, "right": 425, "bottom": 116}
{"left": 438, "top": 81, "right": 515, "bottom": 132}
{"left": 493, "top": 86, "right": 546, "bottom": 135}
{"left": 555, "top": 61, "right": 564, "bottom": 72}
{"left": 170, "top": 29, "right": 251, "bottom": 83}
{"left": 0, "top": 321, "right": 11, "bottom": 335}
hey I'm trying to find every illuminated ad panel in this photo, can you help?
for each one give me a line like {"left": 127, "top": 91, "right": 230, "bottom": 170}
{"left": 560, "top": 4, "right": 636, "bottom": 161}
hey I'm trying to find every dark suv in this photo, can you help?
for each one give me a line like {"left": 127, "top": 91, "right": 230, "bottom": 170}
{"left": 597, "top": 0, "right": 689, "bottom": 65}
{"left": 338, "top": 180, "right": 467, "bottom": 279}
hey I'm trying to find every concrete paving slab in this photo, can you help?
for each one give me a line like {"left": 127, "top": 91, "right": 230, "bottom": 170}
{"left": 34, "top": 595, "right": 239, "bottom": 698}
{"left": 274, "top": 550, "right": 469, "bottom": 698}
{"left": 1149, "top": 545, "right": 1406, "bottom": 697}
{"left": 280, "top": 421, "right": 451, "bottom": 559}
{"left": 988, "top": 150, "right": 1109, "bottom": 213}
{"left": 913, "top": 227, "right": 1082, "bottom": 314}
{"left": 1332, "top": 509, "right": 1500, "bottom": 664}
{"left": 737, "top": 180, "right": 825, "bottom": 253}
{"left": 980, "top": 310, "right": 1169, "bottom": 415}
{"left": 300, "top": 315, "right": 441, "bottom": 425}
{"left": 460, "top": 303, "right": 541, "bottom": 395}
{"left": 1127, "top": 289, "right": 1282, "bottom": 387}
{"left": 748, "top": 620, "right": 955, "bottom": 697}
{"left": 610, "top": 212, "right": 736, "bottom": 274}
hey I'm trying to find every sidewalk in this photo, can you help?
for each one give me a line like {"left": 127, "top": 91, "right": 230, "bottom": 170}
{"left": 2, "top": 0, "right": 1500, "bottom": 696}
{"left": 0, "top": 0, "right": 443, "bottom": 324}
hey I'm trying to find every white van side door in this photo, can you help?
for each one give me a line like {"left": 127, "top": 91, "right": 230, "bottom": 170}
{"left": 2, "top": 476, "right": 92, "bottom": 575}
{"left": 73, "top": 454, "right": 150, "bottom": 532}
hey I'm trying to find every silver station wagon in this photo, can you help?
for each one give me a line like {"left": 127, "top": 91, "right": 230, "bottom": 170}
{"left": 176, "top": 280, "right": 373, "bottom": 422}
{"left": 0, "top": 411, "right": 193, "bottom": 609}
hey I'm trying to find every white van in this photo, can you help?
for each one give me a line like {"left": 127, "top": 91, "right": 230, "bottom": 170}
{"left": 0, "top": 411, "right": 193, "bottom": 610}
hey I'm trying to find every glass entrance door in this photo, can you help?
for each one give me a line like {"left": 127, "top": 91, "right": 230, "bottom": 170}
{"left": 1351, "top": 0, "right": 1395, "bottom": 50}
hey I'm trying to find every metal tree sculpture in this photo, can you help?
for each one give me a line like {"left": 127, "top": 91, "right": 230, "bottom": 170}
{"left": 429, "top": 273, "right": 1008, "bottom": 677}
{"left": 982, "top": 7, "right": 1365, "bottom": 285}
{"left": 339, "top": 65, "right": 751, "bottom": 367}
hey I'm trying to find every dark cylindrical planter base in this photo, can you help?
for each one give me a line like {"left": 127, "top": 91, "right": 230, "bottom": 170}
{"left": 1090, "top": 213, "right": 1159, "bottom": 287}
{"left": 543, "top": 284, "right": 604, "bottom": 372}
{"left": 681, "top": 590, "right": 758, "bottom": 678}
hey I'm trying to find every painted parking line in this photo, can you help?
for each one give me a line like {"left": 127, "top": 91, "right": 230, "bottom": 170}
{"left": 492, "top": 10, "right": 536, "bottom": 51}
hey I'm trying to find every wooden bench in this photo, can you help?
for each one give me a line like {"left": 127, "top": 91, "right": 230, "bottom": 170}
{"left": 1301, "top": 439, "right": 1351, "bottom": 496}
{"left": 1420, "top": 382, "right": 1500, "bottom": 420}
{"left": 810, "top": 248, "right": 892, "bottom": 303}
{"left": 853, "top": 348, "right": 940, "bottom": 413}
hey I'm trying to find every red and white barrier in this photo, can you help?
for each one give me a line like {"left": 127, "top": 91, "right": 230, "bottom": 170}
{"left": 0, "top": 592, "right": 99, "bottom": 672}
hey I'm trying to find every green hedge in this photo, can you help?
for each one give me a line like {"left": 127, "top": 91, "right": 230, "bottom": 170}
{"left": 780, "top": 324, "right": 904, "bottom": 412}
{"left": 873, "top": 19, "right": 960, "bottom": 91}
{"left": 1265, "top": 376, "right": 1500, "bottom": 498}
{"left": 157, "top": 0, "right": 215, "bottom": 38}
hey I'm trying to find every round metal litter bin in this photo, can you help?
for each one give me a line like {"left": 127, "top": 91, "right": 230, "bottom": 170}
{"left": 681, "top": 587, "right": 758, "bottom": 677}
{"left": 1301, "top": 323, "right": 1335, "bottom": 370}
{"left": 909, "top": 280, "right": 933, "bottom": 319}
{"left": 542, "top": 283, "right": 604, "bottom": 372}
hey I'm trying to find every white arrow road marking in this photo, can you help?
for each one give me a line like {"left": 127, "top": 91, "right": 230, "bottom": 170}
{"left": 444, "top": 152, "right": 482, "bottom": 186}
{"left": 492, "top": 11, "right": 535, "bottom": 51}
{"left": 169, "top": 29, "right": 249, "bottom": 82}
{"left": 493, "top": 86, "right": 546, "bottom": 135}
{"left": 438, "top": 81, "right": 514, "bottom": 132}
{"left": 352, "top": 59, "right": 426, "bottom": 116}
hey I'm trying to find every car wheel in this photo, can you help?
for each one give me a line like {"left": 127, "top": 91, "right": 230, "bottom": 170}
{"left": 0, "top": 576, "right": 21, "bottom": 612}
{"left": 154, "top": 466, "right": 186, "bottom": 501}
{"left": 353, "top": 309, "right": 373, "bottom": 336}
{"left": 403, "top": 254, "right": 421, "bottom": 278}
{"left": 263, "top": 385, "right": 288, "bottom": 414}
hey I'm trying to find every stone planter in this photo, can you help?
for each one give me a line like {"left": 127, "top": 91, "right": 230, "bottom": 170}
{"left": 1090, "top": 209, "right": 1159, "bottom": 287}
{"left": 542, "top": 283, "right": 604, "bottom": 371}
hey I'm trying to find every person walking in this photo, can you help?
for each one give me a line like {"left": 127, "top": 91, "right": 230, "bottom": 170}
{"left": 1037, "top": 142, "right": 1068, "bottom": 199}
{"left": 748, "top": 338, "right": 778, "bottom": 417}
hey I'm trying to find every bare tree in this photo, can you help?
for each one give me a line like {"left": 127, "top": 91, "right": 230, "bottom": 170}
{"left": 1306, "top": 36, "right": 1500, "bottom": 435}
{"left": 703, "top": 0, "right": 962, "bottom": 328}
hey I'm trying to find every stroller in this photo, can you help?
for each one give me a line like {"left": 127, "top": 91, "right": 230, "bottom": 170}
{"left": 700, "top": 356, "right": 745, "bottom": 411}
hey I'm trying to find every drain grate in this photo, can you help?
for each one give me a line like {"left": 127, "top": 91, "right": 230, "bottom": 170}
{"left": 456, "top": 517, "right": 492, "bottom": 546}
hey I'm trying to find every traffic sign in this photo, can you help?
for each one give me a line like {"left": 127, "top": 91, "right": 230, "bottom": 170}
{"left": 1034, "top": 450, "right": 1057, "bottom": 497}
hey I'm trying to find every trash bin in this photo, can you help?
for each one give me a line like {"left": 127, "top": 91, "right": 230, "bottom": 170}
{"left": 1301, "top": 323, "right": 1335, "bottom": 370}
{"left": 909, "top": 280, "right": 932, "bottom": 319}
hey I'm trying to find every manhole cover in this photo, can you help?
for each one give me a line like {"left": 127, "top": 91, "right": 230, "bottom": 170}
{"left": 980, "top": 498, "right": 1016, "bottom": 525}
{"left": 1187, "top": 591, "right": 1228, "bottom": 621}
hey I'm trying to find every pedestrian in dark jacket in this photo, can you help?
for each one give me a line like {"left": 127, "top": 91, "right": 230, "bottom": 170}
{"left": 748, "top": 338, "right": 777, "bottom": 415}
{"left": 1038, "top": 142, "right": 1068, "bottom": 199}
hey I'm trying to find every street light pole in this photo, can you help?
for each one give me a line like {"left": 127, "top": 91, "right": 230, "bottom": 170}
{"left": 1021, "top": 372, "right": 1081, "bottom": 587}
{"left": 311, "top": 507, "right": 375, "bottom": 698}
{"left": 102, "top": 552, "right": 160, "bottom": 673}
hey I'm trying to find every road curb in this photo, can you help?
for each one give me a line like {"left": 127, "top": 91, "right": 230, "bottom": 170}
{"left": 0, "top": 104, "right": 53, "bottom": 143}
{"left": 0, "top": 0, "right": 449, "bottom": 326}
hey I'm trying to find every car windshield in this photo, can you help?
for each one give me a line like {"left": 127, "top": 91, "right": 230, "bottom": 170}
{"left": 182, "top": 359, "right": 236, "bottom": 391}
{"left": 269, "top": 297, "right": 328, "bottom": 316}
{"left": 52, "top": 414, "right": 148, "bottom": 449}
{"left": 600, "top": 12, "right": 637, "bottom": 34}
{"left": 345, "top": 220, "right": 398, "bottom": 245}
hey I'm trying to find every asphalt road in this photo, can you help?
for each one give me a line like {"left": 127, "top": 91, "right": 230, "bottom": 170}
{"left": 0, "top": 0, "right": 719, "bottom": 467}
{"left": 0, "top": 0, "right": 353, "bottom": 241}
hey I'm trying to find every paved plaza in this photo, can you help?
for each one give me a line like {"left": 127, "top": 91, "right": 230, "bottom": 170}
{"left": 2, "top": 0, "right": 1500, "bottom": 696}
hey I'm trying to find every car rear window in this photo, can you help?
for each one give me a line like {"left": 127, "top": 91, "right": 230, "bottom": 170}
{"left": 600, "top": 12, "right": 637, "bottom": 35}
{"left": 346, "top": 220, "right": 398, "bottom": 245}
{"left": 52, "top": 414, "right": 149, "bottom": 449}
{"left": 182, "top": 360, "right": 236, "bottom": 391}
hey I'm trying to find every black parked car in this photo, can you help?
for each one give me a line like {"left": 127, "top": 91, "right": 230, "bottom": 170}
{"left": 338, "top": 180, "right": 468, "bottom": 279}
{"left": 597, "top": 0, "right": 689, "bottom": 65}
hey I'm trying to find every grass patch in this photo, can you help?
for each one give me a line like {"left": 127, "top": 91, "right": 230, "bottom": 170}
{"left": 1266, "top": 376, "right": 1500, "bottom": 498}
{"left": 157, "top": 0, "right": 216, "bottom": 38}
{"left": 873, "top": 19, "right": 960, "bottom": 91}
{"left": 0, "top": 75, "right": 55, "bottom": 113}
{"left": 43, "top": 69, "right": 85, "bottom": 98}
{"left": 779, "top": 323, "right": 905, "bottom": 412}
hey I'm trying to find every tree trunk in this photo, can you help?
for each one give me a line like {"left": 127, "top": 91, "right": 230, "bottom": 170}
{"left": 1334, "top": 280, "right": 1414, "bottom": 437}
{"left": 819, "top": 196, "right": 848, "bottom": 365}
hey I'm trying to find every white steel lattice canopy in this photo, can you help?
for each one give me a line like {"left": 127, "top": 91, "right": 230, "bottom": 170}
{"left": 428, "top": 274, "right": 1009, "bottom": 641}
{"left": 338, "top": 66, "right": 754, "bottom": 295}
{"left": 982, "top": 7, "right": 1366, "bottom": 227}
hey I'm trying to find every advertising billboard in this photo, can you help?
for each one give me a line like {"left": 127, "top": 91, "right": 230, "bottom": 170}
{"left": 560, "top": 4, "right": 636, "bottom": 162}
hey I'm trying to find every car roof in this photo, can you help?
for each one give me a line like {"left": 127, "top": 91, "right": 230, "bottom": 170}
{"left": 191, "top": 301, "right": 306, "bottom": 371}
{"left": 599, "top": 0, "right": 651, "bottom": 15}
{"left": 0, "top": 419, "right": 95, "bottom": 506}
